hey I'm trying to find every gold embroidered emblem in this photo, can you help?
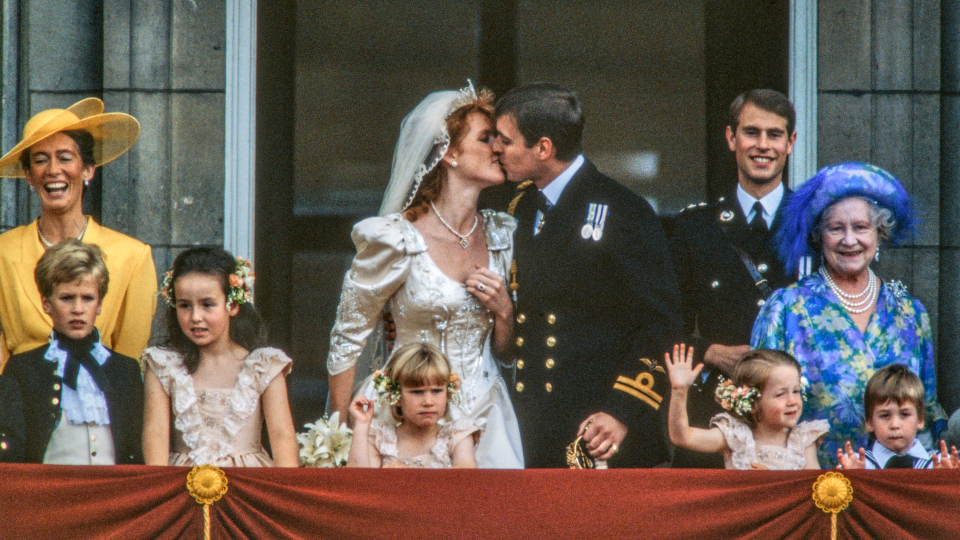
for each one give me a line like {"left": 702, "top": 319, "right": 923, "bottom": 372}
{"left": 614, "top": 371, "right": 662, "bottom": 409}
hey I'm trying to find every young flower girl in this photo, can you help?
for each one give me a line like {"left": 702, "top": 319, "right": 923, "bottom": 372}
{"left": 666, "top": 345, "right": 827, "bottom": 470}
{"left": 347, "top": 343, "right": 478, "bottom": 468}
{"left": 142, "top": 247, "right": 298, "bottom": 466}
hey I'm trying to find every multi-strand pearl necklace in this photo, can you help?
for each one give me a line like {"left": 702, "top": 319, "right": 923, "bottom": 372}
{"left": 38, "top": 217, "right": 90, "bottom": 248}
{"left": 430, "top": 201, "right": 478, "bottom": 249}
{"left": 819, "top": 267, "right": 877, "bottom": 313}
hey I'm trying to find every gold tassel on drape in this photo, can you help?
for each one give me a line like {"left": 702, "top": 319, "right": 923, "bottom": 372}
{"left": 812, "top": 472, "right": 853, "bottom": 540}
{"left": 187, "top": 465, "right": 229, "bottom": 540}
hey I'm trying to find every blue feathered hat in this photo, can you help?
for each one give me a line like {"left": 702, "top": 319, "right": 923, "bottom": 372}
{"left": 775, "top": 162, "right": 917, "bottom": 273}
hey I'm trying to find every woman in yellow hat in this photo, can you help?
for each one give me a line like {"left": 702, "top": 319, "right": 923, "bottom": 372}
{"left": 0, "top": 98, "right": 157, "bottom": 366}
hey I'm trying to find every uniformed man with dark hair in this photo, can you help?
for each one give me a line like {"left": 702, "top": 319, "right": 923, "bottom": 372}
{"left": 668, "top": 89, "right": 798, "bottom": 468}
{"left": 487, "top": 83, "right": 680, "bottom": 468}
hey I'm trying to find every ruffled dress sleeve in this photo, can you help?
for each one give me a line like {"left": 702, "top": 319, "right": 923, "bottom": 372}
{"left": 480, "top": 210, "right": 517, "bottom": 282}
{"left": 710, "top": 412, "right": 757, "bottom": 470}
{"left": 141, "top": 347, "right": 187, "bottom": 396}
{"left": 788, "top": 419, "right": 829, "bottom": 452}
{"left": 368, "top": 418, "right": 398, "bottom": 463}
{"left": 326, "top": 215, "right": 424, "bottom": 376}
{"left": 434, "top": 418, "right": 479, "bottom": 465}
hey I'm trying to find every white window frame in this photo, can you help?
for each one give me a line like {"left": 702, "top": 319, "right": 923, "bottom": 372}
{"left": 788, "top": 0, "right": 817, "bottom": 188}
{"left": 224, "top": 0, "right": 257, "bottom": 261}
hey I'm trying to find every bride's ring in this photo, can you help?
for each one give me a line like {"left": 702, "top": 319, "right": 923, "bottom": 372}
{"left": 477, "top": 283, "right": 485, "bottom": 292}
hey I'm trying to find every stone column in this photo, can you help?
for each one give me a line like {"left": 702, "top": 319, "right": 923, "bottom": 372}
{"left": 940, "top": 0, "right": 960, "bottom": 414}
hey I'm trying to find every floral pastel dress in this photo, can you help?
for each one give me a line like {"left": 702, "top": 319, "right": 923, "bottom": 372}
{"left": 327, "top": 211, "right": 523, "bottom": 469}
{"left": 711, "top": 414, "right": 828, "bottom": 470}
{"left": 369, "top": 417, "right": 479, "bottom": 468}
{"left": 751, "top": 274, "right": 946, "bottom": 467}
{"left": 143, "top": 347, "right": 292, "bottom": 467}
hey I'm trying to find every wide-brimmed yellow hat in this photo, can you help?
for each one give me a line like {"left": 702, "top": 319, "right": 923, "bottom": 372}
{"left": 0, "top": 97, "right": 140, "bottom": 178}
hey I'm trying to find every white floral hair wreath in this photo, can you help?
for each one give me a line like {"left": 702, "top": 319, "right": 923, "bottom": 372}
{"left": 158, "top": 256, "right": 255, "bottom": 308}
{"left": 378, "top": 81, "right": 481, "bottom": 216}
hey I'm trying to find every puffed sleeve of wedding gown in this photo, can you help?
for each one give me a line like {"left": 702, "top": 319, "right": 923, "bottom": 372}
{"left": 326, "top": 214, "right": 422, "bottom": 376}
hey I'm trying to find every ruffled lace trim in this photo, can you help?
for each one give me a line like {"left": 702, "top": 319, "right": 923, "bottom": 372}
{"left": 370, "top": 417, "right": 477, "bottom": 468}
{"left": 47, "top": 333, "right": 111, "bottom": 425}
{"left": 711, "top": 413, "right": 757, "bottom": 470}
{"left": 788, "top": 418, "right": 829, "bottom": 448}
{"left": 143, "top": 346, "right": 292, "bottom": 465}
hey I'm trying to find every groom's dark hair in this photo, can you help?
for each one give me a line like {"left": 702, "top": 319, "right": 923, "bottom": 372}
{"left": 495, "top": 83, "right": 584, "bottom": 162}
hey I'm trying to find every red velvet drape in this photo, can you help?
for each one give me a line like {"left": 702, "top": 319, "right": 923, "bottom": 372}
{"left": 0, "top": 465, "right": 956, "bottom": 539}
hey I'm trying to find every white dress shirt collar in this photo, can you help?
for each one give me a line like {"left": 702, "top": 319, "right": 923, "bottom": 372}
{"left": 541, "top": 155, "right": 585, "bottom": 206}
{"left": 737, "top": 182, "right": 784, "bottom": 228}
{"left": 870, "top": 437, "right": 929, "bottom": 468}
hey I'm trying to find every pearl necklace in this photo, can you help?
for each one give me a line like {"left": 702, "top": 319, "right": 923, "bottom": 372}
{"left": 819, "top": 267, "right": 877, "bottom": 313}
{"left": 430, "top": 201, "right": 478, "bottom": 249}
{"left": 38, "top": 217, "right": 90, "bottom": 248}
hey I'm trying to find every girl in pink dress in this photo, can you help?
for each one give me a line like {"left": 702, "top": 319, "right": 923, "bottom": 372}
{"left": 666, "top": 346, "right": 827, "bottom": 470}
{"left": 142, "top": 247, "right": 298, "bottom": 467}
{"left": 347, "top": 343, "right": 478, "bottom": 468}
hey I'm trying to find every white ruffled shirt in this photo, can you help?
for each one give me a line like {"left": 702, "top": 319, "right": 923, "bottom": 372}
{"left": 46, "top": 331, "right": 112, "bottom": 426}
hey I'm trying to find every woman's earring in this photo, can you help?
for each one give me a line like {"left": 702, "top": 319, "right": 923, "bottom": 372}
{"left": 450, "top": 159, "right": 458, "bottom": 168}
{"left": 875, "top": 246, "right": 879, "bottom": 262}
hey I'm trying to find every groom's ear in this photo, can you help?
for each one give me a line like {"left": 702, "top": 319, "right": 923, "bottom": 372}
{"left": 534, "top": 136, "right": 556, "bottom": 162}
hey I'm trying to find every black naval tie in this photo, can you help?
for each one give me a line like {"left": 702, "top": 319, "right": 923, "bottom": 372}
{"left": 749, "top": 201, "right": 768, "bottom": 233}
{"left": 534, "top": 190, "right": 551, "bottom": 235}
{"left": 885, "top": 455, "right": 916, "bottom": 469}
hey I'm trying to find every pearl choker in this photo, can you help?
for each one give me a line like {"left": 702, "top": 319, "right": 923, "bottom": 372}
{"left": 430, "top": 201, "right": 478, "bottom": 249}
{"left": 819, "top": 267, "right": 877, "bottom": 314}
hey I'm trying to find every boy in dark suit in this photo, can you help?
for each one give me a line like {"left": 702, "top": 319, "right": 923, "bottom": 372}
{"left": 0, "top": 239, "right": 143, "bottom": 464}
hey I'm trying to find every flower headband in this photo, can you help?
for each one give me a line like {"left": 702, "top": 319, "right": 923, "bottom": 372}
{"left": 714, "top": 377, "right": 760, "bottom": 418}
{"left": 158, "top": 256, "right": 255, "bottom": 308}
{"left": 371, "top": 370, "right": 462, "bottom": 406}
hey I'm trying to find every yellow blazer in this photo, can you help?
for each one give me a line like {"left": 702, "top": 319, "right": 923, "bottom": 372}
{"left": 0, "top": 218, "right": 157, "bottom": 369}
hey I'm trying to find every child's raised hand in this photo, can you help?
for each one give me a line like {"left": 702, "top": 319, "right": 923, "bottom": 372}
{"left": 348, "top": 395, "right": 375, "bottom": 426}
{"left": 932, "top": 440, "right": 960, "bottom": 469}
{"left": 836, "top": 441, "right": 865, "bottom": 469}
{"left": 665, "top": 344, "right": 702, "bottom": 390}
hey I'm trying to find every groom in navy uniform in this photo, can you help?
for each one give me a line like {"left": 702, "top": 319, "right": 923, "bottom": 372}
{"left": 668, "top": 89, "right": 798, "bottom": 468}
{"left": 489, "top": 83, "right": 681, "bottom": 468}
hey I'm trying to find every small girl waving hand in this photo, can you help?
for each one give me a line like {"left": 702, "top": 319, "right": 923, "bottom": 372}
{"left": 142, "top": 248, "right": 299, "bottom": 467}
{"left": 666, "top": 345, "right": 827, "bottom": 470}
{"left": 347, "top": 343, "right": 478, "bottom": 468}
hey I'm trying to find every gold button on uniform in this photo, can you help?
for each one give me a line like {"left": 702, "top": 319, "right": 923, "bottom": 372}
{"left": 90, "top": 435, "right": 97, "bottom": 442}
{"left": 516, "top": 359, "right": 525, "bottom": 369}
{"left": 546, "top": 336, "right": 556, "bottom": 347}
{"left": 545, "top": 383, "right": 553, "bottom": 392}
{"left": 516, "top": 382, "right": 524, "bottom": 392}
{"left": 545, "top": 358, "right": 555, "bottom": 369}
{"left": 53, "top": 383, "right": 61, "bottom": 391}
{"left": 52, "top": 397, "right": 59, "bottom": 406}
{"left": 516, "top": 313, "right": 526, "bottom": 323}
{"left": 516, "top": 337, "right": 524, "bottom": 347}
{"left": 0, "top": 442, "right": 6, "bottom": 450}
{"left": 547, "top": 314, "right": 556, "bottom": 324}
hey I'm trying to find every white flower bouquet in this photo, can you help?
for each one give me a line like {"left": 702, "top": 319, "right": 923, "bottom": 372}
{"left": 297, "top": 412, "right": 352, "bottom": 467}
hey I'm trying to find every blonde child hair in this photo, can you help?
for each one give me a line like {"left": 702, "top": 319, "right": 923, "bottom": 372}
{"left": 35, "top": 239, "right": 108, "bottom": 299}
{"left": 730, "top": 349, "right": 803, "bottom": 427}
{"left": 383, "top": 343, "right": 455, "bottom": 423}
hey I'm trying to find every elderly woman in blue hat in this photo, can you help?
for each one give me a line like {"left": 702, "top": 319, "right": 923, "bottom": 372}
{"left": 751, "top": 162, "right": 947, "bottom": 467}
